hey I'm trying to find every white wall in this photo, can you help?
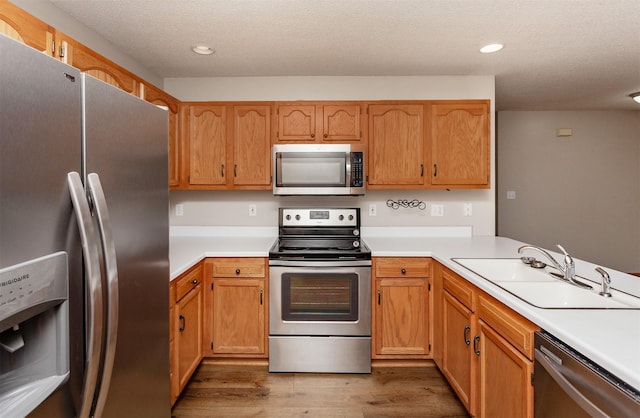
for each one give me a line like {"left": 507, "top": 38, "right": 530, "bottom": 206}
{"left": 497, "top": 110, "right": 640, "bottom": 272}
{"left": 166, "top": 75, "right": 496, "bottom": 236}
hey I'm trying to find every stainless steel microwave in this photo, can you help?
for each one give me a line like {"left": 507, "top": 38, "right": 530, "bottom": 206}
{"left": 272, "top": 144, "right": 365, "bottom": 196}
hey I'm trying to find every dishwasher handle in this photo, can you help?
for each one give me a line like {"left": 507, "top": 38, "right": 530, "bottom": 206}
{"left": 534, "top": 348, "right": 608, "bottom": 418}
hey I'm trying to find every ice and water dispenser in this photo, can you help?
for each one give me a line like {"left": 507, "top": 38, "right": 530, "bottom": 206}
{"left": 0, "top": 252, "right": 70, "bottom": 417}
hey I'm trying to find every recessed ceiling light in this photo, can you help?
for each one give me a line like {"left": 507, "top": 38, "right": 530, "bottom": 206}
{"left": 480, "top": 43, "right": 504, "bottom": 54}
{"left": 630, "top": 92, "right": 640, "bottom": 104}
{"left": 191, "top": 45, "right": 215, "bottom": 55}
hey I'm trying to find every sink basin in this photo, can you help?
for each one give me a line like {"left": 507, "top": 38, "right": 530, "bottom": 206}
{"left": 452, "top": 258, "right": 640, "bottom": 310}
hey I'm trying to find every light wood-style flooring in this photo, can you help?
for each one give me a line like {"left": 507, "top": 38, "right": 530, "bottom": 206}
{"left": 172, "top": 362, "right": 468, "bottom": 417}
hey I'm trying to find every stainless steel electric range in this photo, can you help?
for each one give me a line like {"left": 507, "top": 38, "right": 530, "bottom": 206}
{"left": 268, "top": 208, "right": 372, "bottom": 373}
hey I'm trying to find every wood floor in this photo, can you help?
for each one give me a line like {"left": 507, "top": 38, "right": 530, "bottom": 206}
{"left": 172, "top": 362, "right": 468, "bottom": 418}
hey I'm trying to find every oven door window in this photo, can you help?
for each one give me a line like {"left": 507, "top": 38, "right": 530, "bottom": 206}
{"left": 282, "top": 273, "right": 358, "bottom": 321}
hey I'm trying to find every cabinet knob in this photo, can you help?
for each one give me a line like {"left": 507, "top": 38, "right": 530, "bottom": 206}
{"left": 235, "top": 268, "right": 241, "bottom": 275}
{"left": 310, "top": 133, "right": 315, "bottom": 138}
{"left": 324, "top": 133, "right": 328, "bottom": 138}
{"left": 401, "top": 268, "right": 407, "bottom": 274}
{"left": 191, "top": 279, "right": 198, "bottom": 285}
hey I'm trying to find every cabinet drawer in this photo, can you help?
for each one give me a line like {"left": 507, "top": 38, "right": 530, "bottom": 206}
{"left": 211, "top": 258, "right": 266, "bottom": 277}
{"left": 175, "top": 264, "right": 203, "bottom": 302}
{"left": 442, "top": 268, "right": 475, "bottom": 311}
{"left": 478, "top": 292, "right": 539, "bottom": 360}
{"left": 375, "top": 257, "right": 431, "bottom": 278}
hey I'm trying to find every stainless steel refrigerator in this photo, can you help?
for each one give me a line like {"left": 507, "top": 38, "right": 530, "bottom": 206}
{"left": 0, "top": 34, "right": 170, "bottom": 417}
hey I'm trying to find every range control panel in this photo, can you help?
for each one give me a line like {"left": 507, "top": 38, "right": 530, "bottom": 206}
{"left": 280, "top": 208, "right": 359, "bottom": 227}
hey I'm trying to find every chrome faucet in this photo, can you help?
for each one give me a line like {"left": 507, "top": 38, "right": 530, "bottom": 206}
{"left": 518, "top": 244, "right": 592, "bottom": 290}
{"left": 595, "top": 267, "right": 612, "bottom": 297}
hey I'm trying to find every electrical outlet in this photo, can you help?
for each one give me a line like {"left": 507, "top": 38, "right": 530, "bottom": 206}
{"left": 463, "top": 203, "right": 473, "bottom": 217}
{"left": 369, "top": 204, "right": 377, "bottom": 216}
{"left": 431, "top": 204, "right": 444, "bottom": 217}
{"left": 249, "top": 204, "right": 257, "bottom": 217}
{"left": 507, "top": 191, "right": 516, "bottom": 200}
{"left": 175, "top": 204, "right": 184, "bottom": 217}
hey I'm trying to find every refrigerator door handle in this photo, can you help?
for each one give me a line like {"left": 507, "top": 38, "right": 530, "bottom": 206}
{"left": 87, "top": 173, "right": 119, "bottom": 418}
{"left": 67, "top": 172, "right": 104, "bottom": 418}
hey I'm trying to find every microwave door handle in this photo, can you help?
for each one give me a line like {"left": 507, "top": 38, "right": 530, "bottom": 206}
{"left": 534, "top": 348, "right": 608, "bottom": 418}
{"left": 67, "top": 172, "right": 103, "bottom": 418}
{"left": 87, "top": 173, "right": 119, "bottom": 418}
{"left": 275, "top": 152, "right": 283, "bottom": 187}
{"left": 346, "top": 152, "right": 352, "bottom": 186}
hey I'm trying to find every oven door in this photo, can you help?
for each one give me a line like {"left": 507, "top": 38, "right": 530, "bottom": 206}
{"left": 269, "top": 264, "right": 371, "bottom": 336}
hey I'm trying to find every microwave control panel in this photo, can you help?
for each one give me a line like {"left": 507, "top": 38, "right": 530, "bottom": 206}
{"left": 351, "top": 152, "right": 364, "bottom": 187}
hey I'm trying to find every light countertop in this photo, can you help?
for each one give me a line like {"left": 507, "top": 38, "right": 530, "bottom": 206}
{"left": 169, "top": 226, "right": 640, "bottom": 393}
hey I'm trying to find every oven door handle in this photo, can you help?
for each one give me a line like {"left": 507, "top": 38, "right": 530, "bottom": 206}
{"left": 534, "top": 348, "right": 608, "bottom": 418}
{"left": 269, "top": 259, "right": 372, "bottom": 268}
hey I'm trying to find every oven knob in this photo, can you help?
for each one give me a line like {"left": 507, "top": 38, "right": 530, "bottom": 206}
{"left": 339, "top": 215, "right": 344, "bottom": 221}
{"left": 353, "top": 229, "right": 360, "bottom": 236}
{"left": 353, "top": 240, "right": 360, "bottom": 248}
{"left": 348, "top": 214, "right": 354, "bottom": 221}
{"left": 295, "top": 214, "right": 301, "bottom": 221}
{"left": 285, "top": 214, "right": 291, "bottom": 220}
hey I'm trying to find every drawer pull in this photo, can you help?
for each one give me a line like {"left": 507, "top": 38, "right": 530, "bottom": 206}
{"left": 235, "top": 268, "right": 241, "bottom": 275}
{"left": 464, "top": 326, "right": 471, "bottom": 345}
{"left": 401, "top": 268, "right": 406, "bottom": 274}
{"left": 179, "top": 315, "right": 185, "bottom": 333}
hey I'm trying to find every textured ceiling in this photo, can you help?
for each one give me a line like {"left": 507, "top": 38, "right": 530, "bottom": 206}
{"left": 48, "top": 0, "right": 640, "bottom": 111}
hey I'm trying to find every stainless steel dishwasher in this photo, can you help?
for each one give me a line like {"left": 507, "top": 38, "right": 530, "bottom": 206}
{"left": 534, "top": 331, "right": 640, "bottom": 417}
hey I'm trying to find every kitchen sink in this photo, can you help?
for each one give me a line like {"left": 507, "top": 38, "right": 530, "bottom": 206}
{"left": 451, "top": 258, "right": 640, "bottom": 310}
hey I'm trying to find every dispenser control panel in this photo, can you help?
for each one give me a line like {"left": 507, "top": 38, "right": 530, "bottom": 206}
{"left": 0, "top": 252, "right": 68, "bottom": 325}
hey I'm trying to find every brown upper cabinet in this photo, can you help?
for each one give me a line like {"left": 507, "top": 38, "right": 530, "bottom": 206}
{"left": 430, "top": 102, "right": 490, "bottom": 188}
{"left": 275, "top": 102, "right": 364, "bottom": 143}
{"left": 142, "top": 83, "right": 181, "bottom": 189}
{"left": 56, "top": 32, "right": 140, "bottom": 95}
{"left": 185, "top": 104, "right": 227, "bottom": 187}
{"left": 0, "top": 0, "right": 55, "bottom": 56}
{"left": 182, "top": 103, "right": 272, "bottom": 190}
{"left": 232, "top": 105, "right": 272, "bottom": 187}
{"left": 367, "top": 104, "right": 426, "bottom": 188}
{"left": 367, "top": 100, "right": 490, "bottom": 190}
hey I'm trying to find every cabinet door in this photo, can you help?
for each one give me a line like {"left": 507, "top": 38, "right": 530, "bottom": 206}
{"left": 432, "top": 262, "right": 444, "bottom": 368}
{"left": 0, "top": 1, "right": 54, "bottom": 55}
{"left": 232, "top": 105, "right": 271, "bottom": 187}
{"left": 442, "top": 290, "right": 476, "bottom": 414}
{"left": 211, "top": 278, "right": 266, "bottom": 356}
{"left": 477, "top": 320, "right": 534, "bottom": 418}
{"left": 368, "top": 104, "right": 425, "bottom": 187}
{"left": 176, "top": 285, "right": 202, "bottom": 391}
{"left": 276, "top": 104, "right": 317, "bottom": 141}
{"left": 374, "top": 278, "right": 429, "bottom": 357}
{"left": 58, "top": 33, "right": 139, "bottom": 95}
{"left": 143, "top": 83, "right": 181, "bottom": 188}
{"left": 188, "top": 105, "right": 227, "bottom": 185}
{"left": 322, "top": 104, "right": 361, "bottom": 141}
{"left": 431, "top": 103, "right": 489, "bottom": 187}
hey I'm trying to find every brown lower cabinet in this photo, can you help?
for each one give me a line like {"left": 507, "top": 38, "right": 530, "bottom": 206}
{"left": 372, "top": 257, "right": 431, "bottom": 359}
{"left": 203, "top": 258, "right": 269, "bottom": 357}
{"left": 434, "top": 261, "right": 539, "bottom": 417}
{"left": 170, "top": 263, "right": 203, "bottom": 405}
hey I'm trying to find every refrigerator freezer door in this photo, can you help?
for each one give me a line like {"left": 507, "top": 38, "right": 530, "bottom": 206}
{"left": 83, "top": 75, "right": 170, "bottom": 417}
{"left": 0, "top": 35, "right": 82, "bottom": 417}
